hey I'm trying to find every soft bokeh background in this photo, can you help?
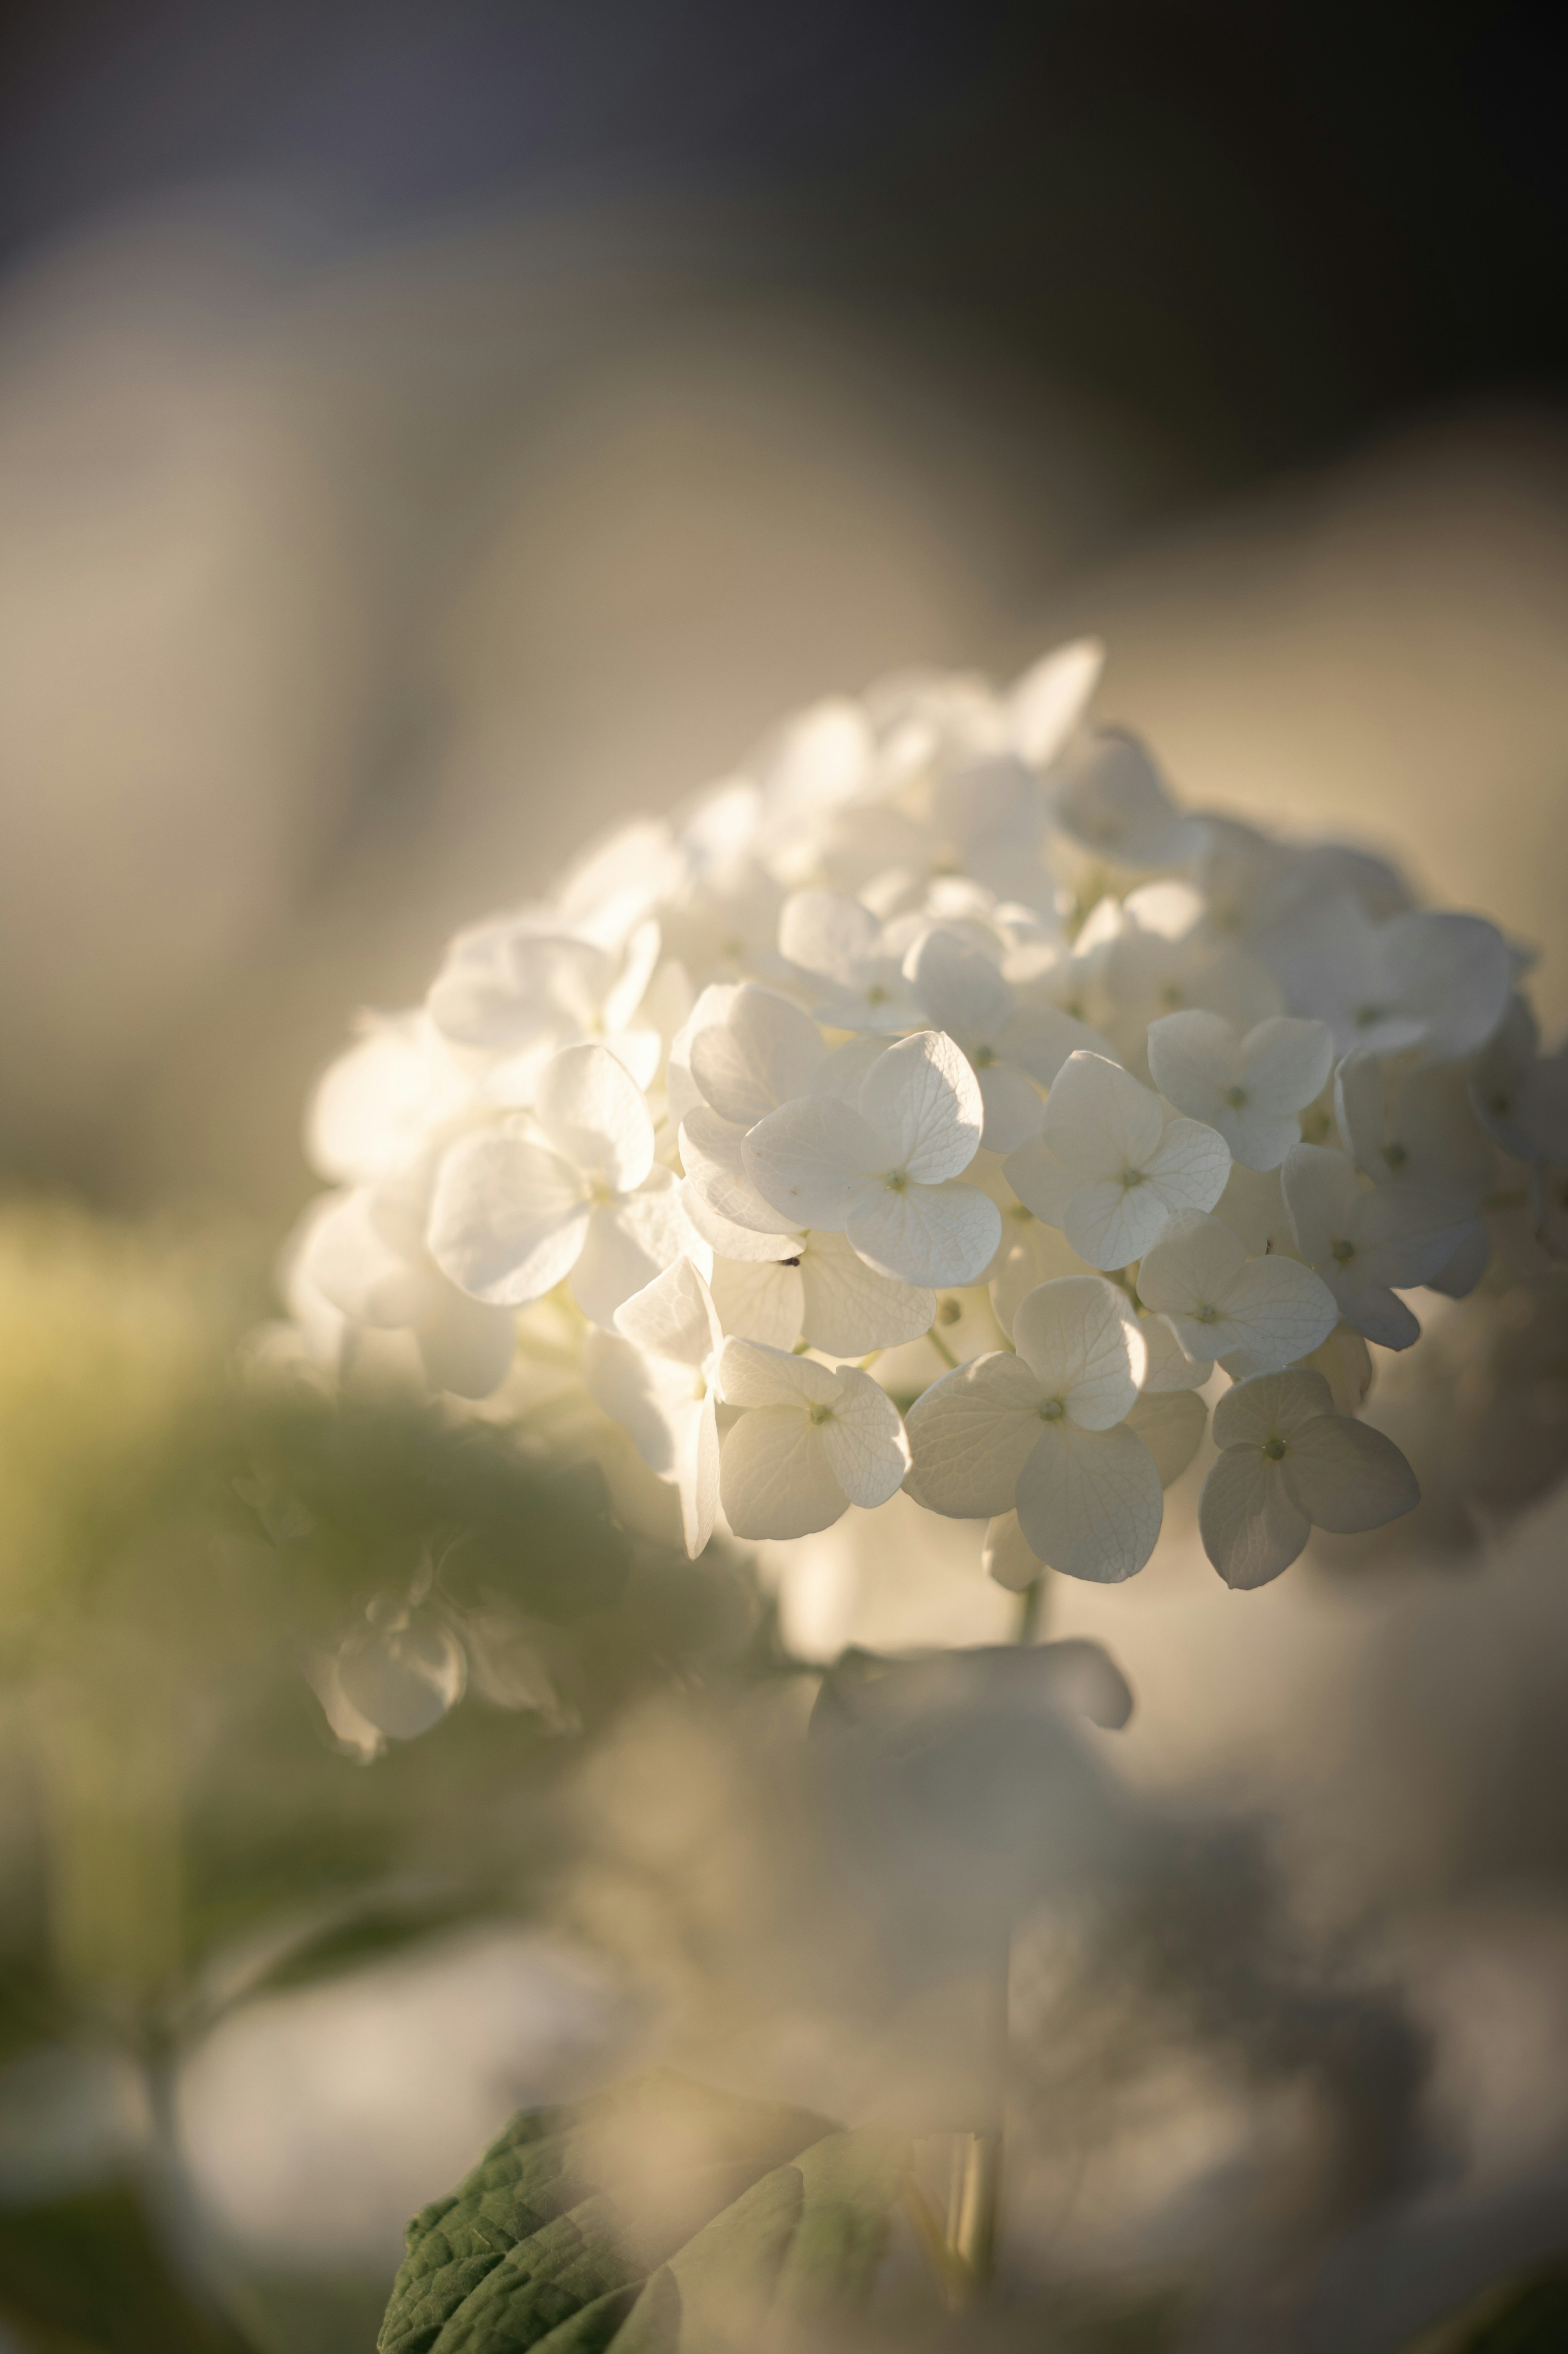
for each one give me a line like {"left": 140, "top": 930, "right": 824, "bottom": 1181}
{"left": 1, "top": 6, "right": 1567, "bottom": 2350}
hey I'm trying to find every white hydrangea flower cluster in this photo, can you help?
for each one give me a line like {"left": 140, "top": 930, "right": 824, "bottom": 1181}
{"left": 281, "top": 638, "right": 1564, "bottom": 1624}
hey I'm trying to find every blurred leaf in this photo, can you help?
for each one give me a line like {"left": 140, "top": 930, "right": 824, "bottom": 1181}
{"left": 378, "top": 2069, "right": 908, "bottom": 2353}
{"left": 0, "top": 2184, "right": 244, "bottom": 2354}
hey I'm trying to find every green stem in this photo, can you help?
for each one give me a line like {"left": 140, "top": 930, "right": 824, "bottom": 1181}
{"left": 927, "top": 1323, "right": 960, "bottom": 1370}
{"left": 1015, "top": 1575, "right": 1046, "bottom": 1645}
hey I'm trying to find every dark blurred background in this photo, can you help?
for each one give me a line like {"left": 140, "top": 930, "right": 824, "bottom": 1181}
{"left": 0, "top": 0, "right": 1564, "bottom": 1225}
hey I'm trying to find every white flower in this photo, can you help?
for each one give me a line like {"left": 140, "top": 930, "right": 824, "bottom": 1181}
{"left": 307, "top": 1011, "right": 471, "bottom": 1185}
{"left": 715, "top": 1337, "right": 910, "bottom": 1539}
{"left": 296, "top": 1178, "right": 517, "bottom": 1400}
{"left": 1135, "top": 1209, "right": 1339, "bottom": 1374}
{"left": 1004, "top": 1051, "right": 1231, "bottom": 1270}
{"left": 1264, "top": 899, "right": 1511, "bottom": 1060}
{"left": 707, "top": 1230, "right": 933, "bottom": 1357}
{"left": 1146, "top": 1011, "right": 1334, "bottom": 1171}
{"left": 742, "top": 1029, "right": 1002, "bottom": 1286}
{"left": 1470, "top": 996, "right": 1568, "bottom": 1163}
{"left": 427, "top": 1041, "right": 701, "bottom": 1327}
{"left": 904, "top": 1276, "right": 1164, "bottom": 1582}
{"left": 1335, "top": 1048, "right": 1495, "bottom": 1297}
{"left": 776, "top": 891, "right": 924, "bottom": 1033}
{"left": 583, "top": 1257, "right": 724, "bottom": 1557}
{"left": 1199, "top": 1367, "right": 1418, "bottom": 1588}
{"left": 1280, "top": 1142, "right": 1474, "bottom": 1350}
{"left": 905, "top": 927, "right": 1105, "bottom": 1151}
{"left": 1006, "top": 636, "right": 1105, "bottom": 767}
{"left": 428, "top": 914, "right": 663, "bottom": 1094}
{"left": 1094, "top": 883, "right": 1282, "bottom": 1070}
{"left": 1049, "top": 730, "right": 1198, "bottom": 869}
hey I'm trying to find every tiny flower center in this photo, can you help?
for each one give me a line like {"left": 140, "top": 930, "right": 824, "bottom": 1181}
{"left": 972, "top": 1044, "right": 997, "bottom": 1068}
{"left": 1385, "top": 1140, "right": 1407, "bottom": 1168}
{"left": 866, "top": 983, "right": 889, "bottom": 1007}
{"left": 589, "top": 1181, "right": 618, "bottom": 1207}
{"left": 1009, "top": 1201, "right": 1033, "bottom": 1225}
{"left": 1158, "top": 984, "right": 1184, "bottom": 1010}
{"left": 1262, "top": 1436, "right": 1287, "bottom": 1460}
{"left": 1353, "top": 1004, "right": 1383, "bottom": 1029}
{"left": 935, "top": 1297, "right": 962, "bottom": 1327}
{"left": 1064, "top": 996, "right": 1086, "bottom": 1021}
{"left": 1194, "top": 1303, "right": 1218, "bottom": 1324}
{"left": 1330, "top": 1236, "right": 1355, "bottom": 1263}
{"left": 808, "top": 1403, "right": 836, "bottom": 1426}
{"left": 885, "top": 1168, "right": 910, "bottom": 1193}
{"left": 1040, "top": 1396, "right": 1066, "bottom": 1422}
{"left": 1224, "top": 1084, "right": 1248, "bottom": 1108}
{"left": 1120, "top": 1166, "right": 1147, "bottom": 1190}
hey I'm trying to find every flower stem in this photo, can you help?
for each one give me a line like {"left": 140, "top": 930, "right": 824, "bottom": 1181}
{"left": 927, "top": 1324, "right": 960, "bottom": 1370}
{"left": 1015, "top": 1573, "right": 1046, "bottom": 1645}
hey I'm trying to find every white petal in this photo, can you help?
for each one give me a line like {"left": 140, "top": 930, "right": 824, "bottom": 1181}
{"left": 742, "top": 1096, "right": 884, "bottom": 1228}
{"left": 1125, "top": 1389, "right": 1207, "bottom": 1487}
{"left": 1002, "top": 1004, "right": 1111, "bottom": 1089}
{"left": 1011, "top": 1275, "right": 1145, "bottom": 1428}
{"left": 797, "top": 1230, "right": 935, "bottom": 1354}
{"left": 1281, "top": 1142, "right": 1363, "bottom": 1266}
{"left": 976, "top": 1062, "right": 1047, "bottom": 1151}
{"left": 1007, "top": 636, "right": 1104, "bottom": 766}
{"left": 858, "top": 1029, "right": 984, "bottom": 1182}
{"left": 1136, "top": 1212, "right": 1247, "bottom": 1323}
{"left": 535, "top": 1041, "right": 655, "bottom": 1191}
{"left": 708, "top": 1255, "right": 805, "bottom": 1352}
{"left": 1209, "top": 1255, "right": 1339, "bottom": 1372}
{"left": 680, "top": 1108, "right": 803, "bottom": 1240}
{"left": 1013, "top": 1421, "right": 1164, "bottom": 1583}
{"left": 1280, "top": 1415, "right": 1419, "bottom": 1533}
{"left": 1211, "top": 1367, "right": 1335, "bottom": 1449}
{"left": 1145, "top": 1009, "right": 1235, "bottom": 1119}
{"left": 1241, "top": 1016, "right": 1334, "bottom": 1115}
{"left": 336, "top": 1616, "right": 467, "bottom": 1742}
{"left": 1380, "top": 910, "right": 1510, "bottom": 1060}
{"left": 1064, "top": 1178, "right": 1179, "bottom": 1270}
{"left": 1213, "top": 1161, "right": 1292, "bottom": 1256}
{"left": 719, "top": 1410, "right": 848, "bottom": 1539}
{"left": 1138, "top": 1311, "right": 1212, "bottom": 1393}
{"left": 571, "top": 1173, "right": 696, "bottom": 1330}
{"left": 982, "top": 1510, "right": 1045, "bottom": 1593}
{"left": 777, "top": 889, "right": 881, "bottom": 982}
{"left": 811, "top": 1033, "right": 888, "bottom": 1105}
{"left": 1199, "top": 1450, "right": 1310, "bottom": 1589}
{"left": 847, "top": 1178, "right": 1002, "bottom": 1287}
{"left": 1040, "top": 1051, "right": 1163, "bottom": 1180}
{"left": 680, "top": 1174, "right": 802, "bottom": 1261}
{"left": 688, "top": 984, "right": 825, "bottom": 1125}
{"left": 674, "top": 1393, "right": 720, "bottom": 1556}
{"left": 583, "top": 1330, "right": 702, "bottom": 1474}
{"left": 1143, "top": 1117, "right": 1232, "bottom": 1214}
{"left": 614, "top": 1254, "right": 724, "bottom": 1367}
{"left": 717, "top": 1334, "right": 839, "bottom": 1408}
{"left": 907, "top": 929, "right": 1015, "bottom": 1041}
{"left": 308, "top": 1017, "right": 466, "bottom": 1184}
{"left": 1002, "top": 1135, "right": 1077, "bottom": 1227}
{"left": 1334, "top": 1047, "right": 1386, "bottom": 1174}
{"left": 427, "top": 1131, "right": 588, "bottom": 1306}
{"left": 903, "top": 1351, "right": 1049, "bottom": 1518}
{"left": 987, "top": 1209, "right": 1093, "bottom": 1336}
{"left": 816, "top": 1367, "right": 912, "bottom": 1507}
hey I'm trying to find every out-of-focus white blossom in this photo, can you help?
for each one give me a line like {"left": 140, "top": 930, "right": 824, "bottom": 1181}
{"left": 276, "top": 635, "right": 1568, "bottom": 1667}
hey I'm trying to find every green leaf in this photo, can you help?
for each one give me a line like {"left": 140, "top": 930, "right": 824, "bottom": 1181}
{"left": 378, "top": 2070, "right": 909, "bottom": 2354}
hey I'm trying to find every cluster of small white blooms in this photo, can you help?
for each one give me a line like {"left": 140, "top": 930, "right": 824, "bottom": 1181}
{"left": 279, "top": 637, "right": 1566, "bottom": 1657}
